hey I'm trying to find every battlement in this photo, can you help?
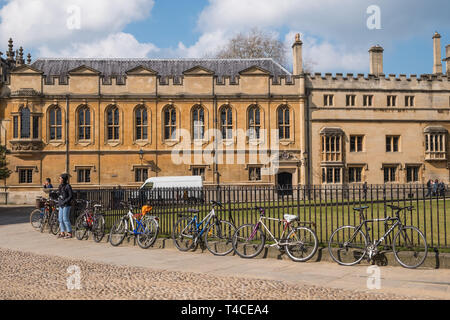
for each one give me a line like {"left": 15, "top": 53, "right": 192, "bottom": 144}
{"left": 306, "top": 72, "right": 450, "bottom": 90}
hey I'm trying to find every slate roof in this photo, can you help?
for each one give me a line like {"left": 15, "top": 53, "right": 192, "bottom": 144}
{"left": 31, "top": 58, "right": 291, "bottom": 79}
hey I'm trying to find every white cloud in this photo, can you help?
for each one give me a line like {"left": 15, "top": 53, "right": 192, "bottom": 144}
{"left": 0, "top": 0, "right": 154, "bottom": 48}
{"left": 283, "top": 31, "right": 367, "bottom": 73}
{"left": 38, "top": 32, "right": 159, "bottom": 58}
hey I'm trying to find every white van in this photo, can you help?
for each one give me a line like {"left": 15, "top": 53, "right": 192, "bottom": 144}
{"left": 140, "top": 176, "right": 203, "bottom": 190}
{"left": 137, "top": 176, "right": 204, "bottom": 204}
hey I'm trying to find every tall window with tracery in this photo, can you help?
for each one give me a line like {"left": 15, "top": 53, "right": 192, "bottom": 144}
{"left": 248, "top": 105, "right": 261, "bottom": 140}
{"left": 220, "top": 106, "right": 233, "bottom": 140}
{"left": 78, "top": 106, "right": 91, "bottom": 141}
{"left": 164, "top": 106, "right": 177, "bottom": 140}
{"left": 49, "top": 106, "right": 62, "bottom": 141}
{"left": 135, "top": 106, "right": 148, "bottom": 141}
{"left": 192, "top": 106, "right": 205, "bottom": 140}
{"left": 278, "top": 106, "right": 290, "bottom": 140}
{"left": 106, "top": 106, "right": 120, "bottom": 141}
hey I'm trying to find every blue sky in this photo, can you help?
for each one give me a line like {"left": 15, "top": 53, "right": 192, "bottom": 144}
{"left": 0, "top": 0, "right": 448, "bottom": 75}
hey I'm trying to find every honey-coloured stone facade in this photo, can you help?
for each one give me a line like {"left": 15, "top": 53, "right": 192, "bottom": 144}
{"left": 0, "top": 33, "right": 449, "bottom": 204}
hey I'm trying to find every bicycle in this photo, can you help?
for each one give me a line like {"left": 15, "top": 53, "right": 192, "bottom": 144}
{"left": 74, "top": 199, "right": 106, "bottom": 243}
{"left": 30, "top": 197, "right": 59, "bottom": 235}
{"left": 328, "top": 204, "right": 428, "bottom": 269}
{"left": 232, "top": 207, "right": 318, "bottom": 262}
{"left": 109, "top": 201, "right": 159, "bottom": 249}
{"left": 172, "top": 200, "right": 236, "bottom": 256}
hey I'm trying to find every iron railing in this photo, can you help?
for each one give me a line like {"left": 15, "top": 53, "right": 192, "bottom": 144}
{"left": 73, "top": 184, "right": 449, "bottom": 249}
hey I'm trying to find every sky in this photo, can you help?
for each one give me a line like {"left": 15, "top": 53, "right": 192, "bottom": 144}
{"left": 0, "top": 0, "right": 448, "bottom": 75}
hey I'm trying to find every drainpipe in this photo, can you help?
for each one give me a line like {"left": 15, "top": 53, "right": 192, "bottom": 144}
{"left": 65, "top": 95, "right": 69, "bottom": 174}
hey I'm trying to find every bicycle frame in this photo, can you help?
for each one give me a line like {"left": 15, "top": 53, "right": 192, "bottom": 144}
{"left": 125, "top": 209, "right": 157, "bottom": 236}
{"left": 250, "top": 215, "right": 296, "bottom": 247}
{"left": 187, "top": 208, "right": 216, "bottom": 239}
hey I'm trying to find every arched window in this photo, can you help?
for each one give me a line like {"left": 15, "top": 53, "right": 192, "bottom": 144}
{"left": 192, "top": 105, "right": 205, "bottom": 140}
{"left": 163, "top": 106, "right": 177, "bottom": 140}
{"left": 49, "top": 106, "right": 62, "bottom": 141}
{"left": 106, "top": 106, "right": 120, "bottom": 141}
{"left": 20, "top": 107, "right": 31, "bottom": 139}
{"left": 135, "top": 106, "right": 148, "bottom": 141}
{"left": 78, "top": 106, "right": 91, "bottom": 141}
{"left": 278, "top": 106, "right": 290, "bottom": 140}
{"left": 220, "top": 106, "right": 233, "bottom": 140}
{"left": 248, "top": 105, "right": 261, "bottom": 140}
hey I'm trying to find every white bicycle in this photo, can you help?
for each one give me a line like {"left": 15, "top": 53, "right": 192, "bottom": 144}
{"left": 109, "top": 201, "right": 159, "bottom": 249}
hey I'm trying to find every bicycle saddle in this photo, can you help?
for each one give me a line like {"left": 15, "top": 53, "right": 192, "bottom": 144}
{"left": 188, "top": 208, "right": 200, "bottom": 213}
{"left": 284, "top": 214, "right": 299, "bottom": 223}
{"left": 353, "top": 206, "right": 369, "bottom": 211}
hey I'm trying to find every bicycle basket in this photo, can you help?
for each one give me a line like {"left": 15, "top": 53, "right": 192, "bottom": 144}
{"left": 36, "top": 198, "right": 45, "bottom": 209}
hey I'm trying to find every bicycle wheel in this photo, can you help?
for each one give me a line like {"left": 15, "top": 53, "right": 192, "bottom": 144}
{"left": 74, "top": 214, "right": 88, "bottom": 240}
{"left": 49, "top": 212, "right": 60, "bottom": 235}
{"left": 109, "top": 218, "right": 127, "bottom": 246}
{"left": 285, "top": 226, "right": 318, "bottom": 262}
{"left": 232, "top": 224, "right": 265, "bottom": 259}
{"left": 172, "top": 217, "right": 196, "bottom": 252}
{"left": 137, "top": 217, "right": 159, "bottom": 249}
{"left": 204, "top": 220, "right": 236, "bottom": 256}
{"left": 30, "top": 209, "right": 43, "bottom": 230}
{"left": 328, "top": 226, "right": 367, "bottom": 266}
{"left": 92, "top": 215, "right": 106, "bottom": 243}
{"left": 393, "top": 226, "right": 428, "bottom": 269}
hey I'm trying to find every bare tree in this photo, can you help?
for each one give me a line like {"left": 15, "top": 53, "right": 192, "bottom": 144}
{"left": 212, "top": 28, "right": 315, "bottom": 73}
{"left": 214, "top": 28, "right": 287, "bottom": 66}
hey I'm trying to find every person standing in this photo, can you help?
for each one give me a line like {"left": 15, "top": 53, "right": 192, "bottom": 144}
{"left": 43, "top": 178, "right": 53, "bottom": 189}
{"left": 432, "top": 179, "right": 439, "bottom": 197}
{"left": 426, "top": 179, "right": 432, "bottom": 197}
{"left": 57, "top": 173, "right": 73, "bottom": 239}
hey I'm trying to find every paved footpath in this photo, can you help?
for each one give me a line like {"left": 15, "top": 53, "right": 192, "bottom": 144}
{"left": 0, "top": 207, "right": 449, "bottom": 300}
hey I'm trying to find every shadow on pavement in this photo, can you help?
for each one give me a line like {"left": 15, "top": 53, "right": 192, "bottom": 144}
{"left": 0, "top": 207, "right": 34, "bottom": 226}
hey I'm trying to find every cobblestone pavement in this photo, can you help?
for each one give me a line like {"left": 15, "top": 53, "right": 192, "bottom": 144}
{"left": 0, "top": 248, "right": 418, "bottom": 300}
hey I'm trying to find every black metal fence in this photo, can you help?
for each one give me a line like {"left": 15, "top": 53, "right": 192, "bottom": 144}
{"left": 73, "top": 184, "right": 450, "bottom": 249}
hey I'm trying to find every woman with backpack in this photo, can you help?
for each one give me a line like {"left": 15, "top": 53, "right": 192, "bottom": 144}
{"left": 57, "top": 173, "right": 74, "bottom": 239}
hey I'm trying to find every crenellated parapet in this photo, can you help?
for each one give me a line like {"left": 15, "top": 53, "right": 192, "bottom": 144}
{"left": 306, "top": 72, "right": 450, "bottom": 91}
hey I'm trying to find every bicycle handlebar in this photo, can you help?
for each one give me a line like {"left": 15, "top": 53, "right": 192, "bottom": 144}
{"left": 254, "top": 207, "right": 265, "bottom": 216}
{"left": 211, "top": 200, "right": 223, "bottom": 208}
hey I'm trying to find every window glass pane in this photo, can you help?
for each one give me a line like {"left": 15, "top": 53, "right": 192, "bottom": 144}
{"left": 114, "top": 108, "right": 119, "bottom": 125}
{"left": 13, "top": 116, "right": 18, "bottom": 138}
{"left": 50, "top": 109, "right": 55, "bottom": 126}
{"left": 33, "top": 116, "right": 39, "bottom": 139}
{"left": 56, "top": 108, "right": 61, "bottom": 125}
{"left": 85, "top": 109, "right": 90, "bottom": 124}
{"left": 20, "top": 108, "right": 30, "bottom": 138}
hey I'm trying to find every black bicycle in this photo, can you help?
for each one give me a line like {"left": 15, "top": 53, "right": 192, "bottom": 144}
{"left": 328, "top": 204, "right": 428, "bottom": 269}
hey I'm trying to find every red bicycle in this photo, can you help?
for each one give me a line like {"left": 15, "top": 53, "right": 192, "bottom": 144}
{"left": 74, "top": 199, "right": 106, "bottom": 243}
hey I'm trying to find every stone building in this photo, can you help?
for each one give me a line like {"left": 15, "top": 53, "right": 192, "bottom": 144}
{"left": 0, "top": 32, "right": 449, "bottom": 204}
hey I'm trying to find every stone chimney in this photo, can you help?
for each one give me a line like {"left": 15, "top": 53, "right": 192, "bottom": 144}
{"left": 369, "top": 45, "right": 384, "bottom": 76}
{"left": 433, "top": 32, "right": 443, "bottom": 74}
{"left": 443, "top": 44, "right": 450, "bottom": 75}
{"left": 292, "top": 33, "right": 303, "bottom": 75}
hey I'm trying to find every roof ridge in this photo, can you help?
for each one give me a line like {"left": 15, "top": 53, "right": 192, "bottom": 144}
{"left": 34, "top": 57, "right": 277, "bottom": 61}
